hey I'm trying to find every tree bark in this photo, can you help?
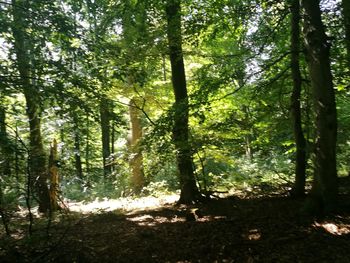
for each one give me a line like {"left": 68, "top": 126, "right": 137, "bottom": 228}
{"left": 290, "top": 0, "right": 307, "bottom": 197}
{"left": 342, "top": 0, "right": 350, "bottom": 69}
{"left": 100, "top": 97, "right": 112, "bottom": 177}
{"left": 11, "top": 0, "right": 50, "bottom": 213}
{"left": 301, "top": 0, "right": 338, "bottom": 212}
{"left": 166, "top": 0, "right": 201, "bottom": 204}
{"left": 129, "top": 99, "right": 145, "bottom": 194}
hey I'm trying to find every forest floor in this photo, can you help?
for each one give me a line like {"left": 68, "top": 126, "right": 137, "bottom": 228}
{"left": 1, "top": 189, "right": 350, "bottom": 262}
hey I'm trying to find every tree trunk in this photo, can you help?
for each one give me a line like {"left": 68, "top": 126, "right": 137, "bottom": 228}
{"left": 242, "top": 106, "right": 254, "bottom": 160}
{"left": 0, "top": 105, "right": 11, "bottom": 176}
{"left": 166, "top": 0, "right": 201, "bottom": 204}
{"left": 111, "top": 121, "right": 115, "bottom": 154}
{"left": 72, "top": 113, "right": 83, "bottom": 180}
{"left": 120, "top": 2, "right": 146, "bottom": 193}
{"left": 0, "top": 102, "right": 10, "bottom": 235}
{"left": 11, "top": 0, "right": 50, "bottom": 213}
{"left": 100, "top": 97, "right": 112, "bottom": 177}
{"left": 0, "top": 184, "right": 10, "bottom": 236}
{"left": 85, "top": 113, "right": 90, "bottom": 176}
{"left": 129, "top": 99, "right": 145, "bottom": 194}
{"left": 342, "top": 0, "right": 350, "bottom": 69}
{"left": 301, "top": 0, "right": 338, "bottom": 212}
{"left": 290, "top": 0, "right": 307, "bottom": 197}
{"left": 49, "top": 139, "right": 59, "bottom": 211}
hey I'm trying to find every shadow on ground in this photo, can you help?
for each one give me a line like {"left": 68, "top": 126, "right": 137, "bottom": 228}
{"left": 1, "top": 195, "right": 350, "bottom": 262}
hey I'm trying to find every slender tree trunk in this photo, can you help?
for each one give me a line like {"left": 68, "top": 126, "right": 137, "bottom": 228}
{"left": 72, "top": 113, "right": 83, "bottom": 180}
{"left": 0, "top": 105, "right": 11, "bottom": 176}
{"left": 166, "top": 0, "right": 201, "bottom": 204}
{"left": 129, "top": 99, "right": 145, "bottom": 194}
{"left": 0, "top": 184, "right": 10, "bottom": 236}
{"left": 342, "top": 0, "right": 350, "bottom": 69}
{"left": 100, "top": 97, "right": 112, "bottom": 177}
{"left": 0, "top": 101, "right": 10, "bottom": 235}
{"left": 162, "top": 55, "right": 167, "bottom": 81}
{"left": 301, "top": 0, "right": 338, "bottom": 212}
{"left": 242, "top": 106, "right": 253, "bottom": 160}
{"left": 74, "top": 131, "right": 83, "bottom": 179}
{"left": 49, "top": 139, "right": 59, "bottom": 211}
{"left": 15, "top": 123, "right": 20, "bottom": 180}
{"left": 85, "top": 113, "right": 90, "bottom": 176}
{"left": 290, "top": 0, "right": 307, "bottom": 197}
{"left": 11, "top": 0, "right": 50, "bottom": 213}
{"left": 111, "top": 122, "right": 115, "bottom": 154}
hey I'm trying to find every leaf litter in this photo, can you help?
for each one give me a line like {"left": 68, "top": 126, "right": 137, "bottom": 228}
{"left": 1, "top": 193, "right": 350, "bottom": 262}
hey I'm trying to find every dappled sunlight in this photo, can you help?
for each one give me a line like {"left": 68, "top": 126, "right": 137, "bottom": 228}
{"left": 242, "top": 229, "right": 262, "bottom": 241}
{"left": 313, "top": 222, "right": 350, "bottom": 236}
{"left": 127, "top": 214, "right": 186, "bottom": 226}
{"left": 67, "top": 194, "right": 179, "bottom": 214}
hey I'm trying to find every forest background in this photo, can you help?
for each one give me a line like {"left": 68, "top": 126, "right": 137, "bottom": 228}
{"left": 0, "top": 0, "right": 349, "bottom": 223}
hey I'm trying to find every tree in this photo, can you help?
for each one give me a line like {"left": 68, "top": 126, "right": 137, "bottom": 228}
{"left": 128, "top": 99, "right": 145, "bottom": 194}
{"left": 48, "top": 139, "right": 60, "bottom": 211}
{"left": 72, "top": 112, "right": 84, "bottom": 180}
{"left": 290, "top": 0, "right": 306, "bottom": 197}
{"left": 166, "top": 0, "right": 201, "bottom": 204}
{"left": 0, "top": 102, "right": 11, "bottom": 177}
{"left": 100, "top": 97, "right": 112, "bottom": 177}
{"left": 11, "top": 0, "right": 50, "bottom": 213}
{"left": 120, "top": 0, "right": 148, "bottom": 193}
{"left": 342, "top": 0, "right": 350, "bottom": 69}
{"left": 301, "top": 0, "right": 338, "bottom": 212}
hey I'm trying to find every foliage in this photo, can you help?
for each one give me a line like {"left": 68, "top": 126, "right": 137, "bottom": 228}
{"left": 0, "top": 0, "right": 348, "bottom": 216}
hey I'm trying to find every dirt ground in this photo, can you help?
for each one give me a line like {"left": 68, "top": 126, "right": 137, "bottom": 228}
{"left": 1, "top": 193, "right": 350, "bottom": 262}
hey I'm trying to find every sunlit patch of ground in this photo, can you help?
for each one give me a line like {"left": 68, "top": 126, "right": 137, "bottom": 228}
{"left": 66, "top": 194, "right": 179, "bottom": 214}
{"left": 313, "top": 221, "right": 350, "bottom": 236}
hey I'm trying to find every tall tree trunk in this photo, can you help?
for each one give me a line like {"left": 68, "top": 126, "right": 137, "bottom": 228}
{"left": 290, "top": 0, "right": 307, "bottom": 197}
{"left": 11, "top": 0, "right": 50, "bottom": 213}
{"left": 121, "top": 1, "right": 146, "bottom": 193}
{"left": 129, "top": 99, "right": 145, "bottom": 194}
{"left": 342, "top": 0, "right": 350, "bottom": 69}
{"left": 301, "top": 0, "right": 338, "bottom": 213}
{"left": 166, "top": 0, "right": 201, "bottom": 204}
{"left": 100, "top": 97, "right": 112, "bottom": 177}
